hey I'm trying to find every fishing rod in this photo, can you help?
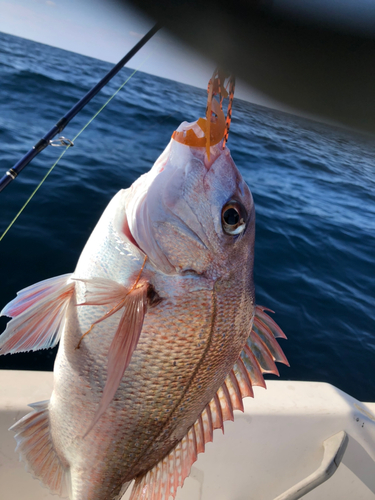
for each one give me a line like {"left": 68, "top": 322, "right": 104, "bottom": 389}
{"left": 0, "top": 22, "right": 161, "bottom": 193}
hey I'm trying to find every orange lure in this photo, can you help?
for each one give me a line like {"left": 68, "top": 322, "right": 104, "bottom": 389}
{"left": 172, "top": 69, "right": 236, "bottom": 160}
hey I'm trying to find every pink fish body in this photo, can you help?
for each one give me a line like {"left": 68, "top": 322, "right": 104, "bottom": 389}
{"left": 0, "top": 122, "right": 288, "bottom": 500}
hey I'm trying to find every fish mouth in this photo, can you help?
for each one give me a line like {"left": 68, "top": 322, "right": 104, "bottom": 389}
{"left": 203, "top": 145, "right": 225, "bottom": 170}
{"left": 176, "top": 138, "right": 226, "bottom": 172}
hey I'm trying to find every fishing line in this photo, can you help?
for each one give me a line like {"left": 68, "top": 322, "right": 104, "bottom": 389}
{"left": 0, "top": 22, "right": 161, "bottom": 193}
{"left": 0, "top": 56, "right": 151, "bottom": 243}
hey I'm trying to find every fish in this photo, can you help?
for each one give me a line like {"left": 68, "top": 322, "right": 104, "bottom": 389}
{"left": 0, "top": 92, "right": 288, "bottom": 500}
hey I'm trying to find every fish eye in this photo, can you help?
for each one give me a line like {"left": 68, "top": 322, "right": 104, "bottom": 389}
{"left": 221, "top": 202, "right": 246, "bottom": 235}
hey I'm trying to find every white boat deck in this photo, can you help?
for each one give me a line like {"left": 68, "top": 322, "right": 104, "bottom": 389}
{"left": 0, "top": 370, "right": 374, "bottom": 500}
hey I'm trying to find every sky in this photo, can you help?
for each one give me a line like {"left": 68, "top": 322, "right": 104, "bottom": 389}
{"left": 0, "top": 0, "right": 374, "bottom": 110}
{"left": 0, "top": 0, "right": 291, "bottom": 109}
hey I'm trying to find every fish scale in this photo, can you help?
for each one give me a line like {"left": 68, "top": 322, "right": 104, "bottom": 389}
{"left": 0, "top": 129, "right": 288, "bottom": 500}
{"left": 133, "top": 278, "right": 254, "bottom": 477}
{"left": 54, "top": 274, "right": 217, "bottom": 497}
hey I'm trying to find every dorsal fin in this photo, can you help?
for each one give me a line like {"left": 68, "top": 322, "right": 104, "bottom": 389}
{"left": 129, "top": 427, "right": 200, "bottom": 500}
{"left": 128, "top": 305, "right": 288, "bottom": 500}
{"left": 75, "top": 272, "right": 149, "bottom": 437}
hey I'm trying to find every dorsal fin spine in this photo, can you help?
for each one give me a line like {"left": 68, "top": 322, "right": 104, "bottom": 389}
{"left": 234, "top": 357, "right": 254, "bottom": 398}
{"left": 172, "top": 448, "right": 178, "bottom": 493}
{"left": 242, "top": 344, "right": 266, "bottom": 388}
{"left": 155, "top": 461, "right": 163, "bottom": 499}
{"left": 227, "top": 370, "right": 244, "bottom": 411}
{"left": 255, "top": 306, "right": 287, "bottom": 339}
{"left": 253, "top": 316, "right": 289, "bottom": 365}
{"left": 194, "top": 415, "right": 205, "bottom": 453}
{"left": 248, "top": 329, "right": 279, "bottom": 375}
{"left": 213, "top": 392, "right": 224, "bottom": 432}
{"left": 180, "top": 435, "right": 188, "bottom": 479}
{"left": 164, "top": 455, "right": 171, "bottom": 500}
{"left": 219, "top": 381, "right": 234, "bottom": 421}
{"left": 201, "top": 405, "right": 213, "bottom": 443}
{"left": 188, "top": 427, "right": 198, "bottom": 463}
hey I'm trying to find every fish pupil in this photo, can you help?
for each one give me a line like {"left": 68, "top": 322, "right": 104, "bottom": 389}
{"left": 223, "top": 208, "right": 239, "bottom": 226}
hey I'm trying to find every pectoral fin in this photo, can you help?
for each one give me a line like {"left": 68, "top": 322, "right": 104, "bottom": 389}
{"left": 75, "top": 277, "right": 128, "bottom": 306}
{"left": 0, "top": 274, "right": 74, "bottom": 354}
{"left": 78, "top": 277, "right": 148, "bottom": 436}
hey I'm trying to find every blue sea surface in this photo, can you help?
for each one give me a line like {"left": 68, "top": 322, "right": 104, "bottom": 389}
{"left": 0, "top": 32, "right": 374, "bottom": 401}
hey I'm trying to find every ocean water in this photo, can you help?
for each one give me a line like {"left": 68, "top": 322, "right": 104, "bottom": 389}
{"left": 0, "top": 32, "right": 374, "bottom": 402}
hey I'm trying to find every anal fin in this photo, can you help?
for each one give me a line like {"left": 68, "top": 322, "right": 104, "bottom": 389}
{"left": 10, "top": 400, "right": 70, "bottom": 497}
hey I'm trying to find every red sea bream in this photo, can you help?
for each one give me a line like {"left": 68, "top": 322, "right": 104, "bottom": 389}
{"left": 0, "top": 116, "right": 288, "bottom": 499}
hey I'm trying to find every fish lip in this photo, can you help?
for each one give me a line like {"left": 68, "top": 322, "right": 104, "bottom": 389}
{"left": 184, "top": 143, "right": 227, "bottom": 171}
{"left": 203, "top": 148, "right": 224, "bottom": 170}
